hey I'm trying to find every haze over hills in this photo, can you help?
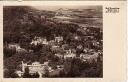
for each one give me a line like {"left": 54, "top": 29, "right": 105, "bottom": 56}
{"left": 53, "top": 7, "right": 102, "bottom": 29}
{"left": 55, "top": 7, "right": 102, "bottom": 18}
{"left": 33, "top": 6, "right": 102, "bottom": 11}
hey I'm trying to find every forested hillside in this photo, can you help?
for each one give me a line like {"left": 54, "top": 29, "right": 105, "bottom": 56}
{"left": 3, "top": 6, "right": 103, "bottom": 78}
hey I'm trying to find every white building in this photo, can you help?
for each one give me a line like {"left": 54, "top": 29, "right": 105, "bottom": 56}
{"left": 77, "top": 45, "right": 83, "bottom": 49}
{"left": 30, "top": 37, "right": 48, "bottom": 45}
{"left": 55, "top": 53, "right": 63, "bottom": 58}
{"left": 15, "top": 70, "right": 24, "bottom": 77}
{"left": 80, "top": 52, "right": 99, "bottom": 63}
{"left": 64, "top": 49, "right": 76, "bottom": 59}
{"left": 8, "top": 43, "right": 27, "bottom": 53}
{"left": 30, "top": 40, "right": 39, "bottom": 45}
{"left": 8, "top": 43, "right": 20, "bottom": 50}
{"left": 55, "top": 36, "right": 63, "bottom": 43}
{"left": 21, "top": 61, "right": 49, "bottom": 77}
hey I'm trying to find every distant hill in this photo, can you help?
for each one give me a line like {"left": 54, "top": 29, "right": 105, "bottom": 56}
{"left": 55, "top": 8, "right": 102, "bottom": 18}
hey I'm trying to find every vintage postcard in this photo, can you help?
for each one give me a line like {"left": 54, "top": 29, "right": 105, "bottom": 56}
{"left": 0, "top": 0, "right": 127, "bottom": 82}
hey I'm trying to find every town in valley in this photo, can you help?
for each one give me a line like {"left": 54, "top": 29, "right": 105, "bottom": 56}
{"left": 3, "top": 6, "right": 103, "bottom": 78}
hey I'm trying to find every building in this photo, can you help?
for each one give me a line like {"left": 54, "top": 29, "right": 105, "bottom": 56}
{"left": 30, "top": 40, "right": 39, "bottom": 45}
{"left": 83, "top": 48, "right": 88, "bottom": 53}
{"left": 21, "top": 61, "right": 49, "bottom": 77}
{"left": 55, "top": 53, "right": 64, "bottom": 58}
{"left": 77, "top": 45, "right": 83, "bottom": 50}
{"left": 8, "top": 43, "right": 20, "bottom": 50}
{"left": 64, "top": 49, "right": 76, "bottom": 59}
{"left": 21, "top": 61, "right": 64, "bottom": 77}
{"left": 80, "top": 52, "right": 99, "bottom": 63}
{"left": 55, "top": 36, "right": 63, "bottom": 43}
{"left": 51, "top": 45, "right": 64, "bottom": 53}
{"left": 8, "top": 43, "right": 27, "bottom": 54}
{"left": 15, "top": 70, "right": 24, "bottom": 77}
{"left": 16, "top": 48, "right": 27, "bottom": 54}
{"left": 48, "top": 68, "right": 63, "bottom": 77}
{"left": 48, "top": 65, "right": 64, "bottom": 77}
{"left": 30, "top": 37, "right": 48, "bottom": 45}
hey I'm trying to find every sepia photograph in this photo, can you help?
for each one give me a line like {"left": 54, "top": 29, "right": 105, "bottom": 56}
{"left": 3, "top": 5, "right": 103, "bottom": 78}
